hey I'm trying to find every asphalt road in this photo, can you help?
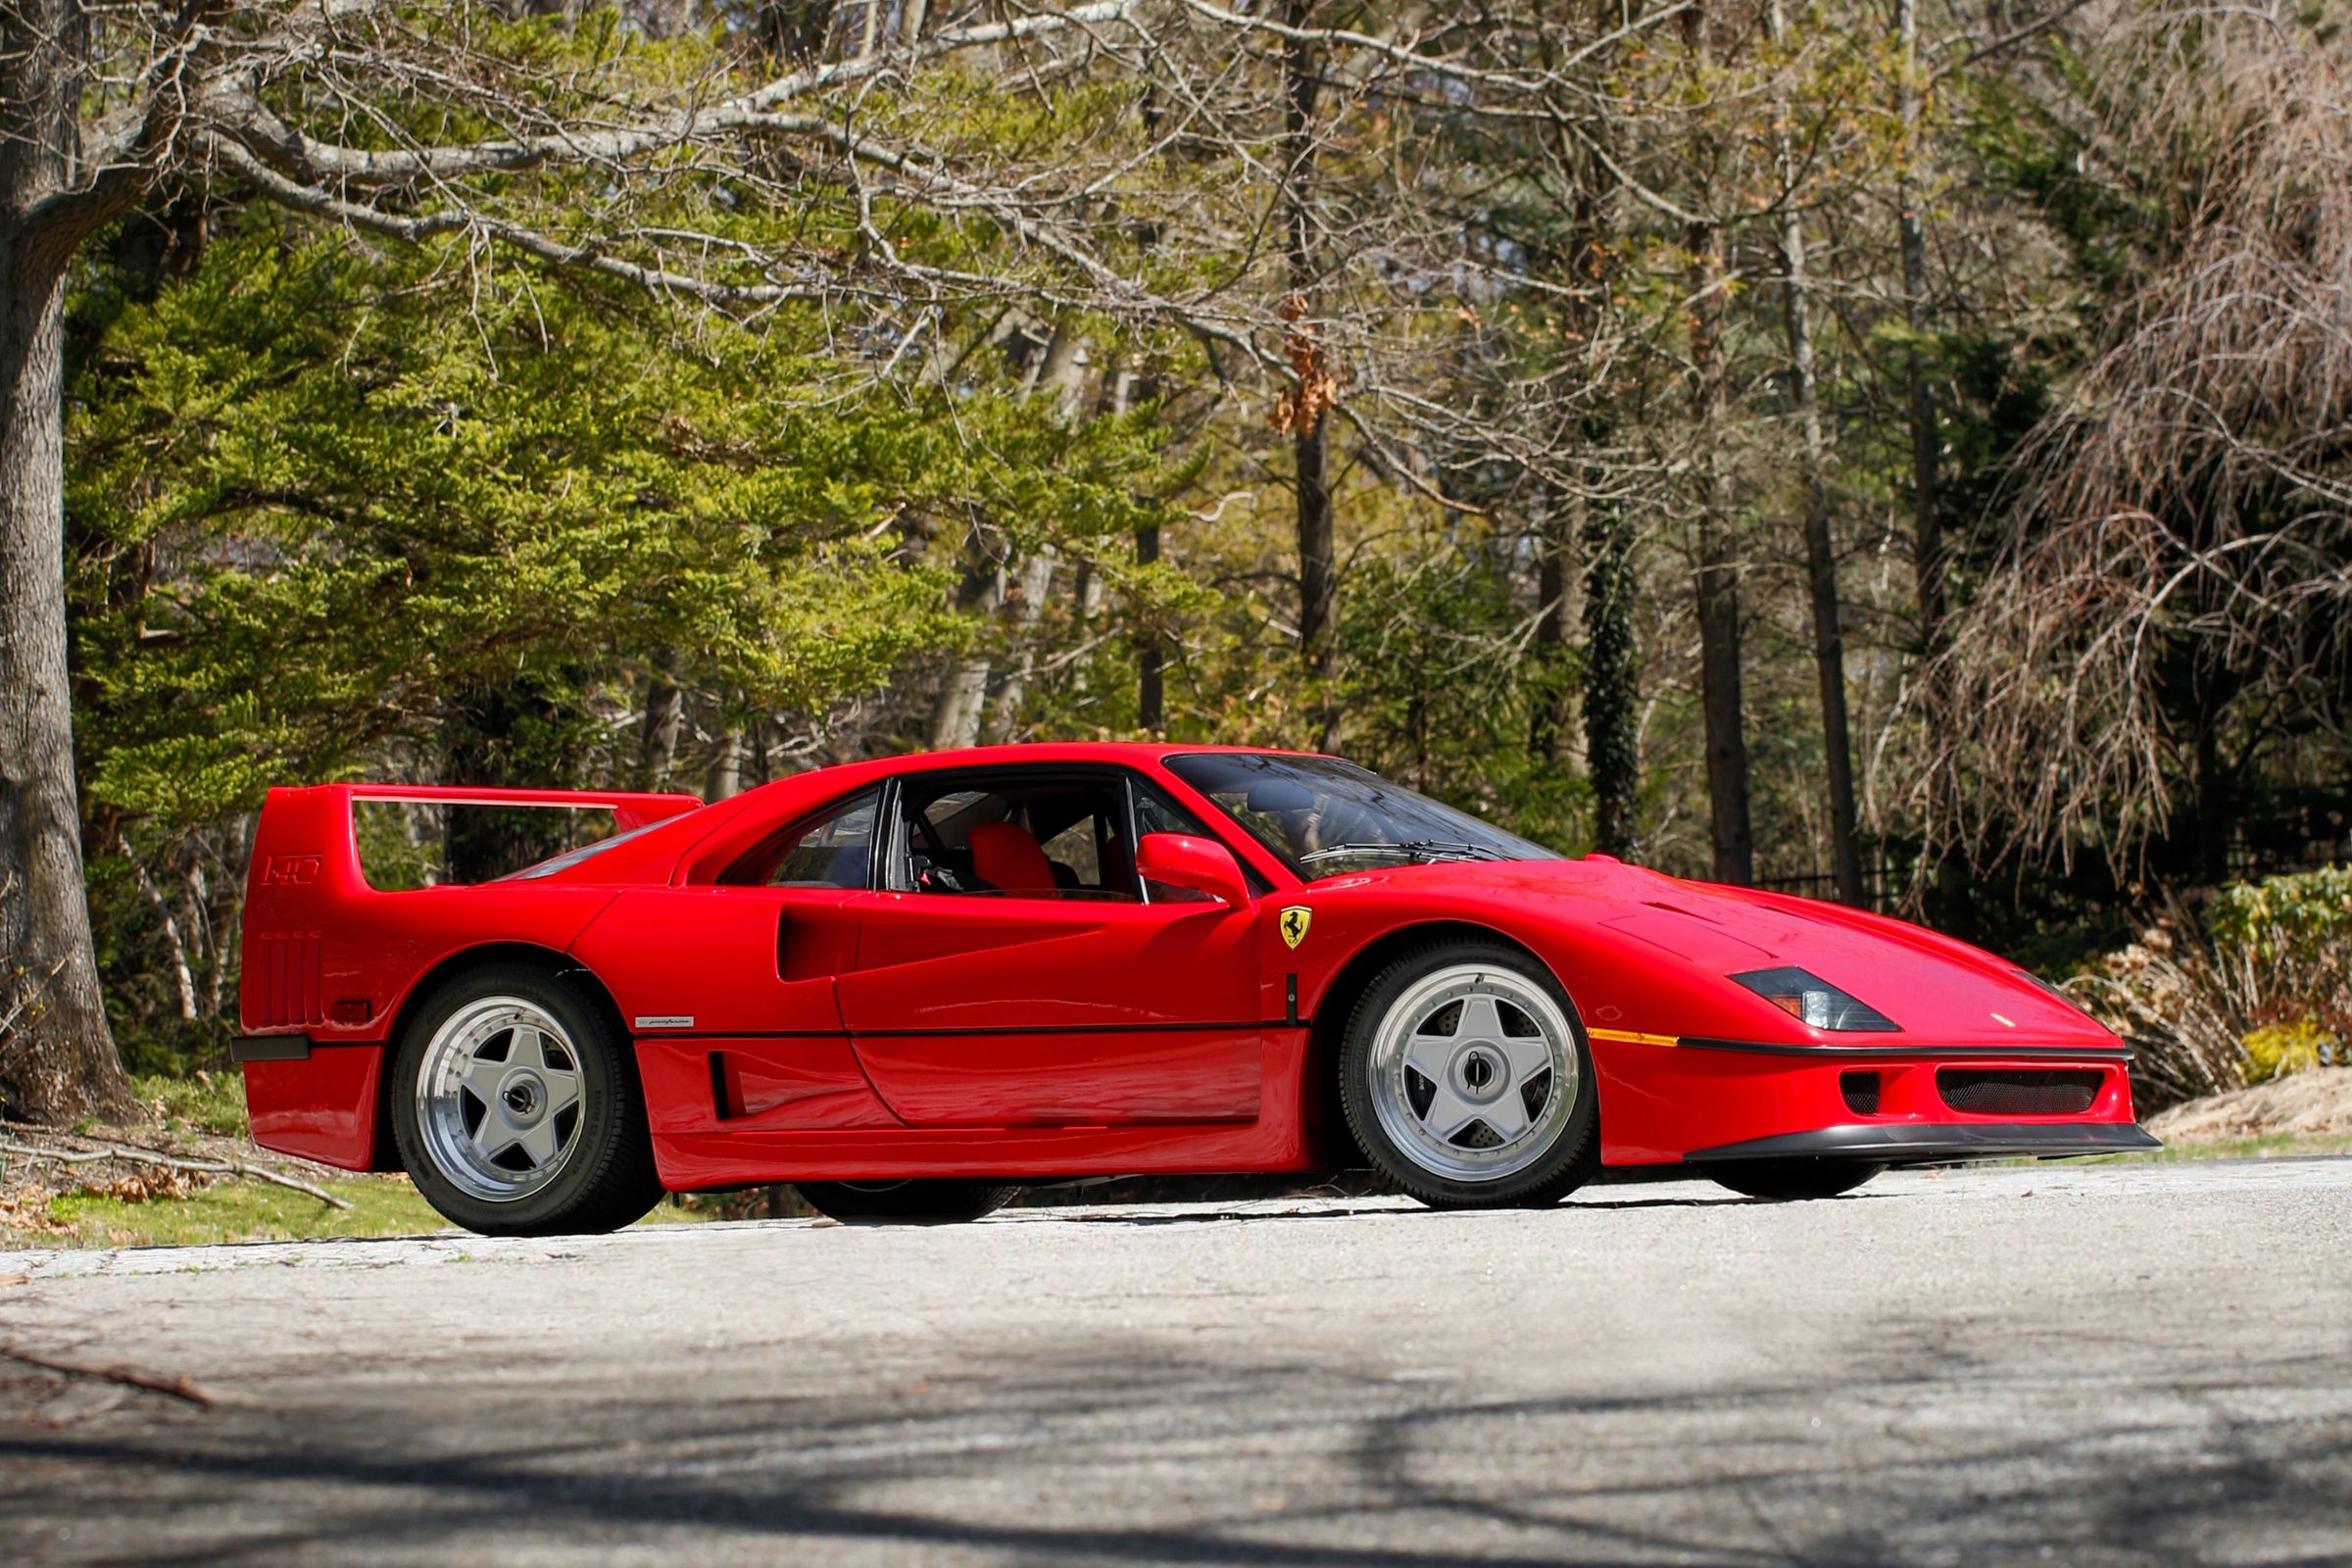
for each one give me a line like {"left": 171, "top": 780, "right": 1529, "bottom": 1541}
{"left": 3, "top": 1159, "right": 2349, "bottom": 1567}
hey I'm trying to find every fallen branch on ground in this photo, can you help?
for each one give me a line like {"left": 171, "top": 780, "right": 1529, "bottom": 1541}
{"left": 0, "top": 1138, "right": 353, "bottom": 1210}
{"left": 0, "top": 1341, "right": 215, "bottom": 1406}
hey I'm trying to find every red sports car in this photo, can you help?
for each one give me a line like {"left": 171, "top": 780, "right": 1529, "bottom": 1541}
{"left": 234, "top": 744, "right": 2155, "bottom": 1234}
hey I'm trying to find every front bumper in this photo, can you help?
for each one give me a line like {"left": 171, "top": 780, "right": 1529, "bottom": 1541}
{"left": 1690, "top": 1120, "right": 2162, "bottom": 1164}
{"left": 1584, "top": 1031, "right": 2152, "bottom": 1168}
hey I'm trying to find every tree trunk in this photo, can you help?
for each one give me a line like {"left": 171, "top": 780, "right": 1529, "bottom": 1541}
{"left": 985, "top": 549, "right": 1056, "bottom": 739}
{"left": 121, "top": 834, "right": 198, "bottom": 1023}
{"left": 1582, "top": 491, "right": 1639, "bottom": 858}
{"left": 445, "top": 682, "right": 571, "bottom": 883}
{"left": 1294, "top": 420, "right": 1334, "bottom": 690}
{"left": 1894, "top": 0, "right": 1962, "bottom": 922}
{"left": 1572, "top": 3, "right": 1638, "bottom": 858}
{"left": 930, "top": 549, "right": 1003, "bottom": 750}
{"left": 1136, "top": 519, "right": 1164, "bottom": 734}
{"left": 638, "top": 673, "right": 684, "bottom": 788}
{"left": 1685, "top": 0, "right": 1753, "bottom": 886}
{"left": 1895, "top": 0, "right": 1942, "bottom": 653}
{"left": 1284, "top": 1, "right": 1338, "bottom": 752}
{"left": 705, "top": 729, "right": 744, "bottom": 802}
{"left": 0, "top": 0, "right": 135, "bottom": 1121}
{"left": 0, "top": 244, "right": 131, "bottom": 1119}
{"left": 1773, "top": 0, "right": 1864, "bottom": 906}
{"left": 1529, "top": 488, "right": 1576, "bottom": 763}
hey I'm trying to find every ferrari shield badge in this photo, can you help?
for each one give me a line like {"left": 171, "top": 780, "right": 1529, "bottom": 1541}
{"left": 1279, "top": 906, "right": 1313, "bottom": 949}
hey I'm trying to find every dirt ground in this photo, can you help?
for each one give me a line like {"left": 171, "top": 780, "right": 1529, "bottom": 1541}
{"left": 2147, "top": 1066, "right": 2352, "bottom": 1144}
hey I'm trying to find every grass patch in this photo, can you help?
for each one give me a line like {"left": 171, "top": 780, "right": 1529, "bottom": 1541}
{"left": 126, "top": 1070, "right": 249, "bottom": 1139}
{"left": 1996, "top": 1129, "right": 2352, "bottom": 1168}
{"left": 34, "top": 1175, "right": 711, "bottom": 1250}
{"left": 2082, "top": 1130, "right": 2352, "bottom": 1164}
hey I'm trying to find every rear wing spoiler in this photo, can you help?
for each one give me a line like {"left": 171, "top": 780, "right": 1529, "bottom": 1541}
{"left": 242, "top": 784, "right": 702, "bottom": 1032}
{"left": 250, "top": 783, "right": 702, "bottom": 896}
{"left": 338, "top": 784, "right": 702, "bottom": 835}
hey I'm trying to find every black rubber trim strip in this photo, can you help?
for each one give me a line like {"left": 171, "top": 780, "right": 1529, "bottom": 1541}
{"left": 859, "top": 1018, "right": 1303, "bottom": 1039}
{"left": 1677, "top": 1036, "right": 2134, "bottom": 1062}
{"left": 1689, "top": 1121, "right": 2163, "bottom": 1163}
{"left": 230, "top": 1035, "right": 314, "bottom": 1062}
{"left": 1285, "top": 973, "right": 1299, "bottom": 1027}
{"left": 643, "top": 1018, "right": 1307, "bottom": 1041}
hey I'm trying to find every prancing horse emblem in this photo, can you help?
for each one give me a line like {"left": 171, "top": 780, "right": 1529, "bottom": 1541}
{"left": 1279, "top": 906, "right": 1312, "bottom": 949}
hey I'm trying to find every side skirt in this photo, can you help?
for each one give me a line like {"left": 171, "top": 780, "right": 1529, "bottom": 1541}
{"left": 651, "top": 1118, "right": 1318, "bottom": 1191}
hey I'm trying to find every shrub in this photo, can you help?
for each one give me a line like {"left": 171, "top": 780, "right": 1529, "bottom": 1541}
{"left": 2241, "top": 1019, "right": 2334, "bottom": 1084}
{"left": 2066, "top": 866, "right": 2352, "bottom": 1111}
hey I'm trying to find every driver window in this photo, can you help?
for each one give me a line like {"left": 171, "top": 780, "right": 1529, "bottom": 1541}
{"left": 899, "top": 776, "right": 1139, "bottom": 901}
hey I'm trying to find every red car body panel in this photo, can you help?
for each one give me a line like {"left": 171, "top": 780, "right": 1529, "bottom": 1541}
{"left": 236, "top": 745, "right": 2151, "bottom": 1183}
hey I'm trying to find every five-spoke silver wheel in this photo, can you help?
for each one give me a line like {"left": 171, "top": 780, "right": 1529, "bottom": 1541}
{"left": 1363, "top": 960, "right": 1581, "bottom": 1186}
{"left": 415, "top": 996, "right": 586, "bottom": 1202}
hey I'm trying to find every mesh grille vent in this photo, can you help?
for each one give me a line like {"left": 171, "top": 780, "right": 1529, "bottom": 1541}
{"left": 1937, "top": 1069, "right": 2100, "bottom": 1117}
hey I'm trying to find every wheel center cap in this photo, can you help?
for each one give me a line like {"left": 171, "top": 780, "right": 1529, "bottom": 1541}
{"left": 1455, "top": 1046, "right": 1505, "bottom": 1102}
{"left": 501, "top": 1071, "right": 544, "bottom": 1121}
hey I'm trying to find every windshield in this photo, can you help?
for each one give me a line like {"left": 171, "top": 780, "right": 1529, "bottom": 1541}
{"left": 1165, "top": 753, "right": 1558, "bottom": 880}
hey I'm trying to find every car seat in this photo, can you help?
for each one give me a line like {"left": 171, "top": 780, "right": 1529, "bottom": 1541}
{"left": 966, "top": 821, "right": 1058, "bottom": 897}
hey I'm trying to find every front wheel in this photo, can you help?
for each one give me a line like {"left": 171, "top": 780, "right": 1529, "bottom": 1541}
{"left": 1704, "top": 1160, "right": 1883, "bottom": 1201}
{"left": 1339, "top": 941, "right": 1599, "bottom": 1209}
{"left": 795, "top": 1180, "right": 1018, "bottom": 1224}
{"left": 390, "top": 963, "right": 663, "bottom": 1237}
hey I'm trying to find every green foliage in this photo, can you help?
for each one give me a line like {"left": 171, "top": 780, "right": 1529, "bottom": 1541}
{"left": 2207, "top": 865, "right": 2352, "bottom": 964}
{"left": 66, "top": 212, "right": 979, "bottom": 826}
{"left": 64, "top": 201, "right": 1197, "bottom": 1058}
{"left": 1335, "top": 543, "right": 1590, "bottom": 852}
{"left": 45, "top": 0, "right": 2352, "bottom": 1114}
{"left": 2210, "top": 866, "right": 2352, "bottom": 1078}
{"left": 2071, "top": 865, "right": 2352, "bottom": 1104}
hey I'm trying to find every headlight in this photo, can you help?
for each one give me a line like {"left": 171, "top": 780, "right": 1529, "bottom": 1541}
{"left": 1731, "top": 967, "right": 1898, "bottom": 1032}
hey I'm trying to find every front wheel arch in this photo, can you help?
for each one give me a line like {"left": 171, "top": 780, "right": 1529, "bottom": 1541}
{"left": 1303, "top": 920, "right": 1599, "bottom": 1165}
{"left": 1332, "top": 934, "right": 1602, "bottom": 1206}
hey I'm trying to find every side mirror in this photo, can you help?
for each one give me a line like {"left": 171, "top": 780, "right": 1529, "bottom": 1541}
{"left": 1136, "top": 833, "right": 1250, "bottom": 907}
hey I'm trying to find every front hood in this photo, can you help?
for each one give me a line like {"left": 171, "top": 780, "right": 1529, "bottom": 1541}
{"left": 1316, "top": 858, "right": 2111, "bottom": 1048}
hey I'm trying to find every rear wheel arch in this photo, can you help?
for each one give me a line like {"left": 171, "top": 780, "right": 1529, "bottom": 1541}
{"left": 1302, "top": 920, "right": 1592, "bottom": 1161}
{"left": 376, "top": 942, "right": 634, "bottom": 1172}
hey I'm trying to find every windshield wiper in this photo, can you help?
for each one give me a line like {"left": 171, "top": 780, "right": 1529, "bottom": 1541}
{"left": 1298, "top": 839, "right": 1506, "bottom": 866}
{"left": 1398, "top": 839, "right": 1506, "bottom": 862}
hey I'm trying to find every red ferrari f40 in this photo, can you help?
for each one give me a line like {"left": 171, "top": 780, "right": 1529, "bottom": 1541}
{"left": 234, "top": 745, "right": 2155, "bottom": 1233}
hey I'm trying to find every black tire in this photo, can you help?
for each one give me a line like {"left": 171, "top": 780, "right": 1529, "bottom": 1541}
{"left": 795, "top": 1180, "right": 1018, "bottom": 1224}
{"left": 390, "top": 961, "right": 664, "bottom": 1237}
{"left": 1704, "top": 1159, "right": 1883, "bottom": 1201}
{"left": 1339, "top": 939, "right": 1600, "bottom": 1209}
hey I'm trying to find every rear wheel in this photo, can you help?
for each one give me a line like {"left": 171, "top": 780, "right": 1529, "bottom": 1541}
{"left": 1339, "top": 940, "right": 1599, "bottom": 1209}
{"left": 390, "top": 963, "right": 663, "bottom": 1237}
{"left": 795, "top": 1179, "right": 1018, "bottom": 1224}
{"left": 1704, "top": 1159, "right": 1883, "bottom": 1200}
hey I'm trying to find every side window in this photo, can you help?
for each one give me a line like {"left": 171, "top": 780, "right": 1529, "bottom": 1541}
{"left": 1134, "top": 780, "right": 1214, "bottom": 839}
{"left": 1134, "top": 778, "right": 1274, "bottom": 898}
{"left": 726, "top": 788, "right": 880, "bottom": 888}
{"left": 898, "top": 775, "right": 1140, "bottom": 901}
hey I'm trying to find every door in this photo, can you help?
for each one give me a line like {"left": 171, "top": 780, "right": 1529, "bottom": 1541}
{"left": 837, "top": 767, "right": 1266, "bottom": 1126}
{"left": 574, "top": 784, "right": 896, "bottom": 1135}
